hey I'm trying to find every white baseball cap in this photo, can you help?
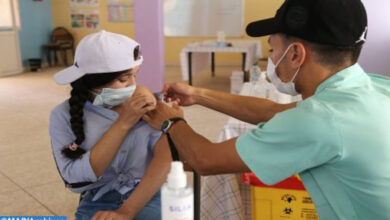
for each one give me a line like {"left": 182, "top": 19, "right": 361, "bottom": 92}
{"left": 54, "top": 30, "right": 143, "bottom": 85}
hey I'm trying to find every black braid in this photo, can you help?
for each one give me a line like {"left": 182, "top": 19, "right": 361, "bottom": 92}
{"left": 61, "top": 79, "right": 88, "bottom": 159}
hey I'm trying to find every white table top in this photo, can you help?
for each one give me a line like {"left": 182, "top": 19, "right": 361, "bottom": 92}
{"left": 184, "top": 40, "right": 262, "bottom": 55}
{"left": 180, "top": 40, "right": 262, "bottom": 81}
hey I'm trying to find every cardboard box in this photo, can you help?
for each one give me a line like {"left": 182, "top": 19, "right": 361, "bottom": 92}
{"left": 242, "top": 173, "right": 318, "bottom": 220}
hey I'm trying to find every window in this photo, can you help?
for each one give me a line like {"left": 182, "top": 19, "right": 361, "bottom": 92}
{"left": 0, "top": 0, "right": 20, "bottom": 30}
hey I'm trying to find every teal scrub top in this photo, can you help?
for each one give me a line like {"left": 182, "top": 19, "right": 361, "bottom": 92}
{"left": 236, "top": 64, "right": 390, "bottom": 220}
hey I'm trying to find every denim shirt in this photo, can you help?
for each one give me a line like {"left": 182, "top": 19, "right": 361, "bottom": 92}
{"left": 49, "top": 100, "right": 162, "bottom": 201}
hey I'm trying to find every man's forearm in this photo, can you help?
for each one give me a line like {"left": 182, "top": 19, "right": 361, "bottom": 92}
{"left": 194, "top": 88, "right": 296, "bottom": 124}
{"left": 168, "top": 121, "right": 249, "bottom": 175}
{"left": 168, "top": 121, "right": 210, "bottom": 174}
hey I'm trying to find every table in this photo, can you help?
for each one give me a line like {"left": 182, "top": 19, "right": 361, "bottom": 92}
{"left": 180, "top": 40, "right": 263, "bottom": 85}
{"left": 200, "top": 82, "right": 301, "bottom": 220}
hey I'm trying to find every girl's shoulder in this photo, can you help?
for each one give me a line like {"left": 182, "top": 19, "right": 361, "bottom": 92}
{"left": 50, "top": 100, "right": 71, "bottom": 123}
{"left": 132, "top": 120, "right": 162, "bottom": 144}
{"left": 53, "top": 99, "right": 70, "bottom": 111}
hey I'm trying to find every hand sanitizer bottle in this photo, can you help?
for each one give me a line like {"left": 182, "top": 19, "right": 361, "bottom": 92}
{"left": 162, "top": 162, "right": 194, "bottom": 220}
{"left": 249, "top": 63, "right": 261, "bottom": 85}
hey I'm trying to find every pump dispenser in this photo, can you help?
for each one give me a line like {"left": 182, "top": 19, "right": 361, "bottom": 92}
{"left": 162, "top": 162, "right": 194, "bottom": 220}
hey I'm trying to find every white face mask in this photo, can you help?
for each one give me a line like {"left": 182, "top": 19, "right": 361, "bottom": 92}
{"left": 93, "top": 84, "right": 136, "bottom": 108}
{"left": 267, "top": 44, "right": 301, "bottom": 96}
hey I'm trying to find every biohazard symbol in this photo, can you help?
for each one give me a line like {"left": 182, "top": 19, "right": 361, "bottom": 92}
{"left": 281, "top": 194, "right": 297, "bottom": 203}
{"left": 283, "top": 207, "right": 293, "bottom": 215}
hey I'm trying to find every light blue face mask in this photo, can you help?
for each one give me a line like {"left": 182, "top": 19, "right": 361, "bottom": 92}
{"left": 93, "top": 84, "right": 137, "bottom": 108}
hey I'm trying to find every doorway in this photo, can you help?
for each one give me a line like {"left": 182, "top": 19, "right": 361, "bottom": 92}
{"left": 0, "top": 0, "right": 22, "bottom": 77}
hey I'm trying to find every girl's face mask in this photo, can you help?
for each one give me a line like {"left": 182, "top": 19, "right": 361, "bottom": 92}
{"left": 92, "top": 84, "right": 137, "bottom": 108}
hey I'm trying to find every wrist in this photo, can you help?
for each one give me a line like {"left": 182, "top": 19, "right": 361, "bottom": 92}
{"left": 117, "top": 205, "right": 136, "bottom": 219}
{"left": 193, "top": 87, "right": 204, "bottom": 104}
{"left": 116, "top": 117, "right": 137, "bottom": 130}
{"left": 161, "top": 117, "right": 186, "bottom": 134}
{"left": 168, "top": 120, "right": 186, "bottom": 135}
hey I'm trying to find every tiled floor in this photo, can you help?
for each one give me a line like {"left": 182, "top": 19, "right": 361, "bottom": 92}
{"left": 0, "top": 64, "right": 246, "bottom": 218}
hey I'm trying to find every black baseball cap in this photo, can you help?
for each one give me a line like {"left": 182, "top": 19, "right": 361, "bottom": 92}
{"left": 246, "top": 0, "right": 368, "bottom": 47}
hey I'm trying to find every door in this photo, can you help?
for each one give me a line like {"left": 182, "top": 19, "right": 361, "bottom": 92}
{"left": 0, "top": 0, "right": 22, "bottom": 77}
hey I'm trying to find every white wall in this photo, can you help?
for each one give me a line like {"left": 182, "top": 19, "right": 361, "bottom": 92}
{"left": 359, "top": 0, "right": 390, "bottom": 76}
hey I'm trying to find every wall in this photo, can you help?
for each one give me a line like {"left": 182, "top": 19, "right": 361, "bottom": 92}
{"left": 358, "top": 0, "right": 390, "bottom": 76}
{"left": 51, "top": 0, "right": 284, "bottom": 65}
{"left": 134, "top": 0, "right": 165, "bottom": 91}
{"left": 18, "top": 0, "right": 53, "bottom": 66}
{"left": 51, "top": 0, "right": 135, "bottom": 48}
{"left": 164, "top": 0, "right": 284, "bottom": 64}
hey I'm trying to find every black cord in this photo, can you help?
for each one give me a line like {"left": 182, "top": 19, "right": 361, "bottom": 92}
{"left": 166, "top": 132, "right": 180, "bottom": 161}
{"left": 163, "top": 117, "right": 186, "bottom": 161}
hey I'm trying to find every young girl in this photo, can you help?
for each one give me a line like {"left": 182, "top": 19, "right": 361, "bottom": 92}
{"left": 49, "top": 30, "right": 171, "bottom": 220}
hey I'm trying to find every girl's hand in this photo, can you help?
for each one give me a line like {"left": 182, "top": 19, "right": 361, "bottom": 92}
{"left": 91, "top": 209, "right": 132, "bottom": 220}
{"left": 116, "top": 94, "right": 156, "bottom": 129}
{"left": 143, "top": 101, "right": 184, "bottom": 130}
{"left": 134, "top": 85, "right": 158, "bottom": 107}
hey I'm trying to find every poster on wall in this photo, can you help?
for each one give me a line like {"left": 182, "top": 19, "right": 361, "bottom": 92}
{"left": 70, "top": 0, "right": 99, "bottom": 7}
{"left": 85, "top": 10, "right": 100, "bottom": 29}
{"left": 107, "top": 2, "right": 134, "bottom": 22}
{"left": 71, "top": 10, "right": 100, "bottom": 29}
{"left": 71, "top": 10, "right": 85, "bottom": 28}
